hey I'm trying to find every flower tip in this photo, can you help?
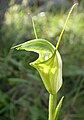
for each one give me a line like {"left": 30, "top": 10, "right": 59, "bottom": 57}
{"left": 11, "top": 46, "right": 20, "bottom": 50}
{"left": 11, "top": 46, "right": 15, "bottom": 49}
{"left": 73, "top": 3, "right": 78, "bottom": 7}
{"left": 75, "top": 3, "right": 78, "bottom": 5}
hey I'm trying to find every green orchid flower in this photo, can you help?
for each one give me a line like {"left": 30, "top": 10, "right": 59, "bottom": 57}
{"left": 12, "top": 3, "right": 78, "bottom": 120}
{"left": 12, "top": 39, "right": 62, "bottom": 95}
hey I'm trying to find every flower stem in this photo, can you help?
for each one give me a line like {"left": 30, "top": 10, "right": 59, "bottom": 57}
{"left": 48, "top": 94, "right": 57, "bottom": 120}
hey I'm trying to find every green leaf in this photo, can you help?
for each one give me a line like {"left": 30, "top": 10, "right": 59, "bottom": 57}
{"left": 54, "top": 96, "right": 64, "bottom": 120}
{"left": 12, "top": 39, "right": 62, "bottom": 94}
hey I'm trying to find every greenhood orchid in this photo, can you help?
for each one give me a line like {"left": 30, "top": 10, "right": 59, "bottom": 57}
{"left": 12, "top": 39, "right": 62, "bottom": 95}
{"left": 12, "top": 3, "right": 78, "bottom": 120}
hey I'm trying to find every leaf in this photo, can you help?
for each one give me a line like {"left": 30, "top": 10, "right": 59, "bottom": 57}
{"left": 54, "top": 96, "right": 64, "bottom": 120}
{"left": 12, "top": 39, "right": 62, "bottom": 94}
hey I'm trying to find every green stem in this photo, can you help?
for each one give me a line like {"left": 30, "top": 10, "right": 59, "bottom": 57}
{"left": 48, "top": 94, "right": 57, "bottom": 120}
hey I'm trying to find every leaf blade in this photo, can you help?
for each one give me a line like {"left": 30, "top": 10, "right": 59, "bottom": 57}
{"left": 54, "top": 96, "right": 64, "bottom": 120}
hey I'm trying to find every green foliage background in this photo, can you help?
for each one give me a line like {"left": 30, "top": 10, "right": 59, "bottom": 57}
{"left": 0, "top": 1, "right": 84, "bottom": 120}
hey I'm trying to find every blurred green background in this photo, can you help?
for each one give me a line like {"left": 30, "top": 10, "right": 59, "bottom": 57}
{"left": 0, "top": 0, "right": 84, "bottom": 120}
